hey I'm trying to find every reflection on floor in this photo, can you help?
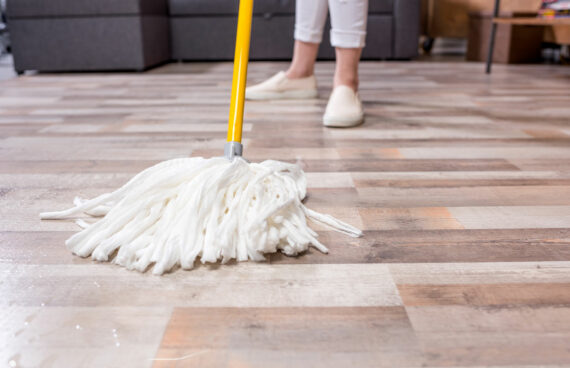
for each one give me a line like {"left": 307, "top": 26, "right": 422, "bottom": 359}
{"left": 1, "top": 61, "right": 570, "bottom": 367}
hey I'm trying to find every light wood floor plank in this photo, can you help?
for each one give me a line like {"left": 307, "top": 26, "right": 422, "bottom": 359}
{"left": 153, "top": 307, "right": 423, "bottom": 368}
{"left": 0, "top": 306, "right": 171, "bottom": 368}
{"left": 0, "top": 263, "right": 402, "bottom": 308}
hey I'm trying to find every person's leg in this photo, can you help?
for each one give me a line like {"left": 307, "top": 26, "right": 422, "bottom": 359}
{"left": 286, "top": 0, "right": 329, "bottom": 79}
{"left": 334, "top": 47, "right": 362, "bottom": 91}
{"left": 328, "top": 0, "right": 368, "bottom": 91}
{"left": 322, "top": 0, "right": 368, "bottom": 127}
{"left": 245, "top": 0, "right": 328, "bottom": 100}
{"left": 286, "top": 41, "right": 320, "bottom": 79}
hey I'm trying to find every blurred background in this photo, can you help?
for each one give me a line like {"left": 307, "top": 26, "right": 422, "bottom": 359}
{"left": 0, "top": 0, "right": 568, "bottom": 78}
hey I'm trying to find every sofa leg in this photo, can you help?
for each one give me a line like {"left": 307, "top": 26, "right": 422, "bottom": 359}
{"left": 422, "top": 37, "right": 434, "bottom": 54}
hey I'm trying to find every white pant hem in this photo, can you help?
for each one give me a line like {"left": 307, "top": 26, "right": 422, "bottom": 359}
{"left": 330, "top": 30, "right": 366, "bottom": 48}
{"left": 294, "top": 26, "right": 324, "bottom": 44}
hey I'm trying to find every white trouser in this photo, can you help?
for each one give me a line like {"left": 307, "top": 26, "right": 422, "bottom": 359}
{"left": 294, "top": 0, "right": 369, "bottom": 49}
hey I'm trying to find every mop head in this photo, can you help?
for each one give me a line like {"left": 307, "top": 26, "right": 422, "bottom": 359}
{"left": 40, "top": 157, "right": 362, "bottom": 274}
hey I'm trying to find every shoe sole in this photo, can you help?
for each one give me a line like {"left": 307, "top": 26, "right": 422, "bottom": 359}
{"left": 323, "top": 114, "right": 364, "bottom": 128}
{"left": 246, "top": 89, "right": 318, "bottom": 100}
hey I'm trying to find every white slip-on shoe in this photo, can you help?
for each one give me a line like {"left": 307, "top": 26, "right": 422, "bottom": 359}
{"left": 245, "top": 71, "right": 318, "bottom": 100}
{"left": 323, "top": 85, "right": 364, "bottom": 128}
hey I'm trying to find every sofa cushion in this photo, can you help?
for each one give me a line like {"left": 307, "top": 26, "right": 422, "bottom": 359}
{"left": 370, "top": 0, "right": 394, "bottom": 14}
{"left": 171, "top": 15, "right": 297, "bottom": 60}
{"left": 169, "top": 0, "right": 293, "bottom": 15}
{"left": 169, "top": 0, "right": 394, "bottom": 16}
{"left": 10, "top": 16, "right": 170, "bottom": 71}
{"left": 6, "top": 0, "right": 168, "bottom": 18}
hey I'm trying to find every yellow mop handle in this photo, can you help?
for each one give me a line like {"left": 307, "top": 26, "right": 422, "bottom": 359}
{"left": 227, "top": 0, "right": 254, "bottom": 145}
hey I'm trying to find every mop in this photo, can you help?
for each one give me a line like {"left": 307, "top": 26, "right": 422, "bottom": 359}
{"left": 40, "top": 0, "right": 362, "bottom": 275}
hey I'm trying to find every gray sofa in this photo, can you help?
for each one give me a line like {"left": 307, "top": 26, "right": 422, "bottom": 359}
{"left": 170, "top": 0, "right": 420, "bottom": 61}
{"left": 7, "top": 0, "right": 419, "bottom": 73}
{"left": 6, "top": 0, "right": 170, "bottom": 73}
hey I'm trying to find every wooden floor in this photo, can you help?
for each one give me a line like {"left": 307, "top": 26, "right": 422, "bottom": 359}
{"left": 1, "top": 61, "right": 570, "bottom": 367}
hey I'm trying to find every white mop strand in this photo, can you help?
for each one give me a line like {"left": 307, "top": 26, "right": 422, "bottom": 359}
{"left": 40, "top": 157, "right": 363, "bottom": 275}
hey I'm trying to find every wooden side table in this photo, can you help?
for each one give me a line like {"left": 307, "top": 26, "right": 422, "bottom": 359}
{"left": 486, "top": 0, "right": 570, "bottom": 73}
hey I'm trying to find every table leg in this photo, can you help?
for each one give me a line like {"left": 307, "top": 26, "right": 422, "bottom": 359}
{"left": 486, "top": 0, "right": 501, "bottom": 74}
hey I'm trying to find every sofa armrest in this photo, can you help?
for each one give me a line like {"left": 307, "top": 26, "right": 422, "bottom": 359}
{"left": 393, "top": 0, "right": 420, "bottom": 59}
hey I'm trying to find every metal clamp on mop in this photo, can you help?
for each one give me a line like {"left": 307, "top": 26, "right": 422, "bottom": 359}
{"left": 40, "top": 0, "right": 362, "bottom": 275}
